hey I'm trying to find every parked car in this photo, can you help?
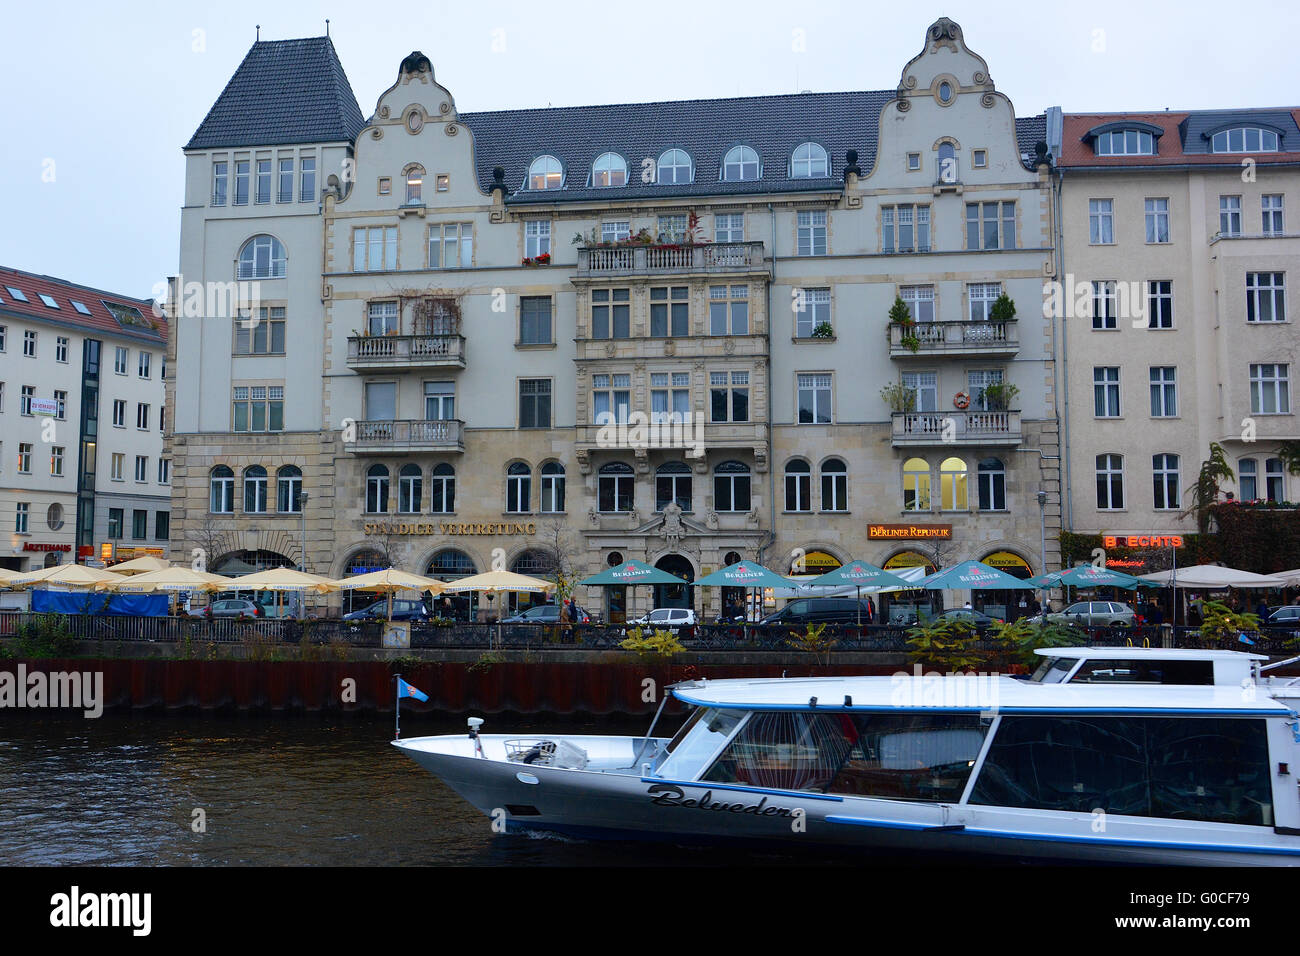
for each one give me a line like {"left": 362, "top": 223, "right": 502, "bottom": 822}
{"left": 189, "top": 598, "right": 265, "bottom": 618}
{"left": 1035, "top": 601, "right": 1136, "bottom": 627}
{"left": 628, "top": 608, "right": 697, "bottom": 633}
{"left": 502, "top": 603, "right": 594, "bottom": 624}
{"left": 342, "top": 599, "right": 431, "bottom": 622}
{"left": 758, "top": 597, "right": 874, "bottom": 628}
{"left": 927, "top": 608, "right": 1002, "bottom": 633}
{"left": 1266, "top": 606, "right": 1300, "bottom": 625}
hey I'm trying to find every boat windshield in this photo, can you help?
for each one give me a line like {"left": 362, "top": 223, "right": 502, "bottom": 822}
{"left": 1029, "top": 656, "right": 1075, "bottom": 683}
{"left": 655, "top": 708, "right": 745, "bottom": 780}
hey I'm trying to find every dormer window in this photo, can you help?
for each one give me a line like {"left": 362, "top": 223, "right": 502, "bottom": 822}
{"left": 790, "top": 143, "right": 828, "bottom": 179}
{"left": 591, "top": 152, "right": 627, "bottom": 187}
{"left": 1094, "top": 129, "right": 1155, "bottom": 156}
{"left": 657, "top": 149, "right": 693, "bottom": 185}
{"left": 722, "top": 146, "right": 760, "bottom": 182}
{"left": 528, "top": 155, "right": 563, "bottom": 190}
{"left": 1211, "top": 127, "right": 1280, "bottom": 153}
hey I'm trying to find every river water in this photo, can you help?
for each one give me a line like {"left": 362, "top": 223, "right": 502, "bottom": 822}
{"left": 0, "top": 713, "right": 872, "bottom": 867}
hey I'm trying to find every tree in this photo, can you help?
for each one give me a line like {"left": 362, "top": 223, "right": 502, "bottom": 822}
{"left": 533, "top": 517, "right": 580, "bottom": 600}
{"left": 1183, "top": 442, "right": 1235, "bottom": 533}
{"left": 989, "top": 293, "right": 1017, "bottom": 322}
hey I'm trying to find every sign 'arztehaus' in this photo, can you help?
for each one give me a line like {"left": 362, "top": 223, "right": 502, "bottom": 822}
{"left": 166, "top": 17, "right": 1298, "bottom": 619}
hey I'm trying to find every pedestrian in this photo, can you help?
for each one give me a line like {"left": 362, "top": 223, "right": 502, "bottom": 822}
{"left": 866, "top": 597, "right": 876, "bottom": 624}
{"left": 1256, "top": 597, "right": 1269, "bottom": 621}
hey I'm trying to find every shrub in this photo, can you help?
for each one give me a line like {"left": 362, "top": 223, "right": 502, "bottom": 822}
{"left": 905, "top": 617, "right": 984, "bottom": 670}
{"left": 13, "top": 613, "right": 77, "bottom": 659}
{"left": 619, "top": 627, "right": 684, "bottom": 658}
{"left": 1197, "top": 600, "right": 1260, "bottom": 644}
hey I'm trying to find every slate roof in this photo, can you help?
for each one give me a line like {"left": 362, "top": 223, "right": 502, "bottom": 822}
{"left": 0, "top": 267, "right": 166, "bottom": 346}
{"left": 458, "top": 92, "right": 1048, "bottom": 205}
{"left": 186, "top": 36, "right": 366, "bottom": 150}
{"left": 1058, "top": 108, "right": 1300, "bottom": 168}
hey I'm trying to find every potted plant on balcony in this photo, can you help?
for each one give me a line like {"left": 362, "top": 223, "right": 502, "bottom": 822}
{"left": 989, "top": 293, "right": 1017, "bottom": 323}
{"left": 888, "top": 296, "right": 920, "bottom": 352}
{"left": 880, "top": 382, "right": 918, "bottom": 413}
{"left": 810, "top": 321, "right": 834, "bottom": 339}
{"left": 981, "top": 381, "right": 1019, "bottom": 411}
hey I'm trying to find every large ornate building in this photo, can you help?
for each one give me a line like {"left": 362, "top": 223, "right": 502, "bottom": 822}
{"left": 168, "top": 18, "right": 1067, "bottom": 620}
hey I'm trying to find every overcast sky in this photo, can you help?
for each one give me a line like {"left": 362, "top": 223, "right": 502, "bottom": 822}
{"left": 1, "top": 0, "right": 1296, "bottom": 298}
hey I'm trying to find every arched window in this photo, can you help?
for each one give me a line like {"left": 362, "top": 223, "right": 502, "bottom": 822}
{"left": 366, "top": 464, "right": 390, "bottom": 514}
{"left": 506, "top": 462, "right": 531, "bottom": 513}
{"left": 591, "top": 152, "right": 627, "bottom": 187}
{"left": 541, "top": 461, "right": 566, "bottom": 513}
{"left": 790, "top": 143, "right": 828, "bottom": 179}
{"left": 398, "top": 463, "right": 423, "bottom": 513}
{"left": 713, "top": 460, "right": 751, "bottom": 512}
{"left": 1096, "top": 454, "right": 1124, "bottom": 510}
{"left": 724, "top": 551, "right": 743, "bottom": 566}
{"left": 404, "top": 164, "right": 425, "bottom": 204}
{"left": 902, "top": 458, "right": 931, "bottom": 512}
{"left": 722, "top": 146, "right": 760, "bottom": 182}
{"left": 977, "top": 458, "right": 1005, "bottom": 511}
{"left": 277, "top": 465, "right": 302, "bottom": 513}
{"left": 657, "top": 149, "right": 693, "bottom": 185}
{"left": 1093, "top": 128, "right": 1155, "bottom": 156}
{"left": 236, "top": 235, "right": 286, "bottom": 279}
{"left": 784, "top": 459, "right": 811, "bottom": 512}
{"left": 243, "top": 465, "right": 268, "bottom": 513}
{"left": 345, "top": 549, "right": 386, "bottom": 575}
{"left": 598, "top": 462, "right": 634, "bottom": 513}
{"left": 1211, "top": 127, "right": 1279, "bottom": 154}
{"left": 820, "top": 458, "right": 847, "bottom": 512}
{"left": 1152, "top": 454, "right": 1180, "bottom": 511}
{"left": 210, "top": 465, "right": 234, "bottom": 513}
{"left": 655, "top": 460, "right": 692, "bottom": 512}
{"left": 939, "top": 457, "right": 968, "bottom": 511}
{"left": 511, "top": 549, "right": 553, "bottom": 578}
{"left": 1238, "top": 458, "right": 1258, "bottom": 501}
{"left": 427, "top": 549, "right": 475, "bottom": 580}
{"left": 937, "top": 142, "right": 958, "bottom": 183}
{"left": 430, "top": 463, "right": 456, "bottom": 513}
{"left": 527, "top": 155, "right": 563, "bottom": 190}
{"left": 1266, "top": 458, "right": 1286, "bottom": 501}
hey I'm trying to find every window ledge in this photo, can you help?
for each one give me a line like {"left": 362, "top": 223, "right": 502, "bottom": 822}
{"left": 515, "top": 342, "right": 557, "bottom": 350}
{"left": 817, "top": 510, "right": 851, "bottom": 515}
{"left": 793, "top": 335, "right": 836, "bottom": 343}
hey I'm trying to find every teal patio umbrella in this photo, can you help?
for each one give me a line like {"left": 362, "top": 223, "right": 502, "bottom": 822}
{"left": 579, "top": 559, "right": 688, "bottom": 586}
{"left": 919, "top": 560, "right": 1037, "bottom": 591}
{"left": 1036, "top": 565, "right": 1156, "bottom": 590}
{"left": 695, "top": 560, "right": 796, "bottom": 622}
{"left": 804, "top": 560, "right": 912, "bottom": 625}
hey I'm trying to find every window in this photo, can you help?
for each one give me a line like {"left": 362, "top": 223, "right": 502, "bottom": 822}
{"left": 1211, "top": 127, "right": 1280, "bottom": 153}
{"left": 794, "top": 287, "right": 831, "bottom": 338}
{"left": 722, "top": 146, "right": 760, "bottom": 182}
{"left": 255, "top": 158, "right": 272, "bottom": 203}
{"left": 968, "top": 282, "right": 1002, "bottom": 323}
{"left": 977, "top": 458, "right": 1006, "bottom": 511}
{"left": 424, "top": 381, "right": 454, "bottom": 420}
{"left": 592, "top": 373, "right": 631, "bottom": 424}
{"left": 901, "top": 370, "right": 938, "bottom": 412}
{"left": 790, "top": 143, "right": 828, "bottom": 179}
{"left": 784, "top": 460, "right": 811, "bottom": 512}
{"left": 591, "top": 152, "right": 627, "bottom": 187}
{"left": 713, "top": 461, "right": 751, "bottom": 512}
{"left": 431, "top": 463, "right": 456, "bottom": 513}
{"left": 51, "top": 446, "right": 65, "bottom": 477}
{"left": 540, "top": 461, "right": 565, "bottom": 513}
{"left": 299, "top": 156, "right": 316, "bottom": 202}
{"left": 365, "top": 465, "right": 389, "bottom": 514}
{"left": 17, "top": 443, "right": 32, "bottom": 474}
{"left": 71, "top": 301, "right": 90, "bottom": 316}
{"left": 353, "top": 226, "right": 397, "bottom": 272}
{"left": 939, "top": 456, "right": 968, "bottom": 511}
{"left": 967, "top": 369, "right": 1004, "bottom": 412}
{"left": 527, "top": 155, "right": 563, "bottom": 190}
{"left": 1087, "top": 280, "right": 1117, "bottom": 331}
{"left": 364, "top": 381, "right": 396, "bottom": 422}
{"left": 159, "top": 458, "right": 171, "bottom": 484}
{"left": 234, "top": 160, "right": 249, "bottom": 205}
{"left": 598, "top": 462, "right": 635, "bottom": 512}
{"left": 231, "top": 306, "right": 287, "bottom": 354}
{"left": 1266, "top": 458, "right": 1286, "bottom": 501}
{"left": 23, "top": 330, "right": 36, "bottom": 357}
{"left": 710, "top": 371, "right": 749, "bottom": 423}
{"left": 398, "top": 464, "right": 423, "bottom": 513}
{"left": 378, "top": 178, "right": 392, "bottom": 196}
{"left": 937, "top": 142, "right": 957, "bottom": 183}
{"left": 367, "top": 301, "right": 398, "bottom": 337}
{"left": 136, "top": 403, "right": 150, "bottom": 430}
{"left": 55, "top": 337, "right": 68, "bottom": 363}
{"left": 109, "top": 452, "right": 124, "bottom": 481}
{"left": 797, "top": 373, "right": 832, "bottom": 424}
{"left": 657, "top": 149, "right": 693, "bottom": 185}
{"left": 903, "top": 458, "right": 931, "bottom": 512}
{"left": 973, "top": 149, "right": 988, "bottom": 168}
{"left": 601, "top": 220, "right": 630, "bottom": 243}
{"left": 1088, "top": 199, "right": 1114, "bottom": 245}
{"left": 590, "top": 288, "right": 630, "bottom": 339}
{"left": 1096, "top": 454, "right": 1125, "bottom": 509}
{"left": 1263, "top": 194, "right": 1285, "bottom": 235}
{"left": 20, "top": 385, "right": 33, "bottom": 416}
{"left": 114, "top": 346, "right": 128, "bottom": 374}
{"left": 1144, "top": 198, "right": 1170, "bottom": 243}
{"left": 819, "top": 459, "right": 847, "bottom": 512}
{"left": 138, "top": 352, "right": 151, "bottom": 378}
{"left": 1147, "top": 281, "right": 1173, "bottom": 329}
{"left": 277, "top": 465, "right": 301, "bottom": 513}
{"left": 907, "top": 152, "right": 921, "bottom": 171}
{"left": 966, "top": 201, "right": 1016, "bottom": 249}
{"left": 435, "top": 174, "right": 449, "bottom": 193}
{"left": 232, "top": 385, "right": 285, "bottom": 432}
{"left": 1149, "top": 367, "right": 1177, "bottom": 417}
{"left": 1093, "top": 367, "right": 1120, "bottom": 417}
{"left": 882, "top": 204, "right": 931, "bottom": 253}
{"left": 237, "top": 235, "right": 287, "bottom": 279}
{"left": 112, "top": 398, "right": 126, "bottom": 427}
{"left": 212, "top": 161, "right": 228, "bottom": 205}
{"left": 520, "top": 297, "right": 552, "bottom": 345}
{"left": 0, "top": 325, "right": 5, "bottom": 351}
{"left": 797, "top": 210, "right": 827, "bottom": 256}
{"left": 709, "top": 285, "right": 749, "bottom": 335}
{"left": 506, "top": 462, "right": 531, "bottom": 513}
{"left": 655, "top": 461, "right": 692, "bottom": 512}
{"left": 1250, "top": 363, "right": 1290, "bottom": 414}
{"left": 243, "top": 465, "right": 267, "bottom": 513}
{"left": 650, "top": 286, "right": 689, "bottom": 337}
{"left": 1220, "top": 196, "right": 1242, "bottom": 237}
{"left": 714, "top": 213, "right": 743, "bottom": 242}
{"left": 1246, "top": 273, "right": 1286, "bottom": 323}
{"left": 1239, "top": 458, "right": 1258, "bottom": 501}
{"left": 650, "top": 372, "right": 691, "bottom": 423}
{"left": 132, "top": 454, "right": 146, "bottom": 482}
{"left": 519, "top": 379, "right": 551, "bottom": 428}
{"left": 658, "top": 215, "right": 687, "bottom": 243}
{"left": 278, "top": 157, "right": 294, "bottom": 203}
{"left": 1093, "top": 129, "right": 1155, "bottom": 155}
{"left": 404, "top": 167, "right": 423, "bottom": 204}
{"left": 107, "top": 508, "right": 123, "bottom": 539}
{"left": 14, "top": 502, "right": 29, "bottom": 534}
{"left": 896, "top": 285, "right": 935, "bottom": 326}
{"left": 38, "top": 293, "right": 59, "bottom": 310}
{"left": 524, "top": 221, "right": 550, "bottom": 259}
{"left": 1153, "top": 453, "right": 1180, "bottom": 510}
{"left": 53, "top": 389, "right": 66, "bottom": 420}
{"left": 6, "top": 287, "right": 27, "bottom": 303}
{"left": 210, "top": 466, "right": 234, "bottom": 513}
{"left": 155, "top": 512, "right": 169, "bottom": 541}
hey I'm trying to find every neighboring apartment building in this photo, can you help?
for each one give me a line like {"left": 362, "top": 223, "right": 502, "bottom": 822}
{"left": 170, "top": 19, "right": 1062, "bottom": 620}
{"left": 0, "top": 267, "right": 169, "bottom": 573}
{"left": 1050, "top": 108, "right": 1300, "bottom": 571}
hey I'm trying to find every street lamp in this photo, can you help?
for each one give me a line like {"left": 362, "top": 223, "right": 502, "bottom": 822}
{"left": 297, "top": 491, "right": 309, "bottom": 572}
{"left": 1037, "top": 490, "right": 1048, "bottom": 608}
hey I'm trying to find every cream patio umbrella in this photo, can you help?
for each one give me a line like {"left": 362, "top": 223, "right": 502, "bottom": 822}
{"left": 106, "top": 556, "right": 172, "bottom": 576}
{"left": 101, "top": 566, "right": 232, "bottom": 593}
{"left": 440, "top": 569, "right": 556, "bottom": 624}
{"left": 9, "top": 564, "right": 127, "bottom": 588}
{"left": 0, "top": 567, "right": 19, "bottom": 587}
{"left": 330, "top": 568, "right": 446, "bottom": 619}
{"left": 229, "top": 566, "right": 339, "bottom": 618}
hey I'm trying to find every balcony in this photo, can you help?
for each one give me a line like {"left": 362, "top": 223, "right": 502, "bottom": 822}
{"left": 889, "top": 320, "right": 1018, "bottom": 359}
{"left": 346, "top": 334, "right": 466, "bottom": 370}
{"left": 891, "top": 410, "right": 1022, "bottom": 447}
{"left": 576, "top": 241, "right": 768, "bottom": 278}
{"left": 572, "top": 420, "right": 769, "bottom": 473}
{"left": 346, "top": 419, "right": 464, "bottom": 454}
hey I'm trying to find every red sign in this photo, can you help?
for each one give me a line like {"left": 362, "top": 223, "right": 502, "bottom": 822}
{"left": 1102, "top": 535, "right": 1183, "bottom": 549}
{"left": 22, "top": 543, "right": 72, "bottom": 552}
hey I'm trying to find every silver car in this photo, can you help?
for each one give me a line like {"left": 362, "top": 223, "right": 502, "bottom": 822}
{"left": 1044, "top": 601, "right": 1136, "bottom": 627}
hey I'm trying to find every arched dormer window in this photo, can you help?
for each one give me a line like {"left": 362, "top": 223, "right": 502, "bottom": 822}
{"left": 403, "top": 164, "right": 425, "bottom": 204}
{"left": 591, "top": 152, "right": 627, "bottom": 188}
{"left": 1210, "top": 126, "right": 1280, "bottom": 154}
{"left": 721, "top": 146, "right": 760, "bottom": 182}
{"left": 527, "top": 155, "right": 563, "bottom": 190}
{"left": 657, "top": 149, "right": 693, "bottom": 185}
{"left": 237, "top": 235, "right": 286, "bottom": 279}
{"left": 790, "top": 143, "right": 828, "bottom": 179}
{"left": 1086, "top": 123, "right": 1162, "bottom": 157}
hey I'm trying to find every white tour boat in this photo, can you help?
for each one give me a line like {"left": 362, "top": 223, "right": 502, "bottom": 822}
{"left": 393, "top": 648, "right": 1300, "bottom": 864}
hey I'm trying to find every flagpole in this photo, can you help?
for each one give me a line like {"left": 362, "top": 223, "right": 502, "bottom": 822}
{"left": 394, "top": 673, "right": 401, "bottom": 740}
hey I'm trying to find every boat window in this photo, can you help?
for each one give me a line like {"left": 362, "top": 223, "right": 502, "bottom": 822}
{"left": 702, "top": 711, "right": 858, "bottom": 792}
{"left": 1070, "top": 659, "right": 1214, "bottom": 685}
{"left": 1029, "top": 657, "right": 1075, "bottom": 683}
{"left": 656, "top": 708, "right": 746, "bottom": 780}
{"left": 970, "top": 716, "right": 1272, "bottom": 825}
